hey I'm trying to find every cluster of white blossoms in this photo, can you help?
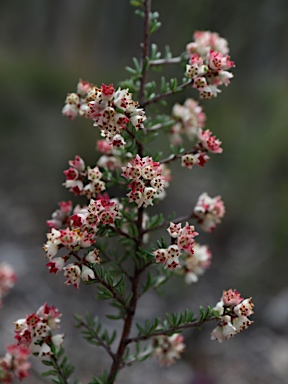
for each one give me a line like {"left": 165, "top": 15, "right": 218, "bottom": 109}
{"left": 185, "top": 31, "right": 235, "bottom": 99}
{"left": 182, "top": 243, "right": 212, "bottom": 284}
{"left": 14, "top": 303, "right": 64, "bottom": 357}
{"left": 193, "top": 192, "right": 225, "bottom": 232}
{"left": 170, "top": 98, "right": 206, "bottom": 145}
{"left": 63, "top": 155, "right": 106, "bottom": 198}
{"left": 153, "top": 222, "right": 198, "bottom": 270}
{"left": 153, "top": 334, "right": 185, "bottom": 367}
{"left": 121, "top": 155, "right": 167, "bottom": 207}
{"left": 44, "top": 195, "right": 121, "bottom": 288}
{"left": 62, "top": 80, "right": 146, "bottom": 149}
{"left": 211, "top": 290, "right": 254, "bottom": 342}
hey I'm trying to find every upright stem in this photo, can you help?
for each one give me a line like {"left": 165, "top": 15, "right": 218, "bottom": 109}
{"left": 107, "top": 3, "right": 151, "bottom": 379}
{"left": 139, "top": 0, "right": 151, "bottom": 107}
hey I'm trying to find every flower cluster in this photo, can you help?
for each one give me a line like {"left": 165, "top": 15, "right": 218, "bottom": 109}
{"left": 61, "top": 79, "right": 92, "bottom": 120}
{"left": 0, "top": 263, "right": 16, "bottom": 308}
{"left": 14, "top": 303, "right": 64, "bottom": 356}
{"left": 44, "top": 195, "right": 121, "bottom": 287}
{"left": 193, "top": 192, "right": 225, "bottom": 232}
{"left": 121, "top": 155, "right": 167, "bottom": 207}
{"left": 62, "top": 80, "right": 146, "bottom": 149}
{"left": 182, "top": 243, "right": 212, "bottom": 284}
{"left": 154, "top": 222, "right": 198, "bottom": 270}
{"left": 0, "top": 344, "right": 31, "bottom": 382}
{"left": 87, "top": 83, "right": 146, "bottom": 148}
{"left": 211, "top": 289, "right": 254, "bottom": 342}
{"left": 185, "top": 31, "right": 234, "bottom": 99}
{"left": 170, "top": 98, "right": 206, "bottom": 144}
{"left": 63, "top": 155, "right": 106, "bottom": 198}
{"left": 153, "top": 333, "right": 185, "bottom": 366}
{"left": 46, "top": 201, "right": 73, "bottom": 229}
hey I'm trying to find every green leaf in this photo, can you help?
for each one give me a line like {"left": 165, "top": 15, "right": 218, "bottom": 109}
{"left": 130, "top": 0, "right": 143, "bottom": 6}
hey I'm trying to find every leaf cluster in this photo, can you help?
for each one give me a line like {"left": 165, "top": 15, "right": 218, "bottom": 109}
{"left": 41, "top": 348, "right": 76, "bottom": 384}
{"left": 75, "top": 314, "right": 117, "bottom": 348}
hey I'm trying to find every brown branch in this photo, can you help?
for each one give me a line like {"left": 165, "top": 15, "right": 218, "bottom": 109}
{"left": 139, "top": 0, "right": 151, "bottom": 107}
{"left": 107, "top": 267, "right": 141, "bottom": 383}
{"left": 125, "top": 125, "right": 144, "bottom": 157}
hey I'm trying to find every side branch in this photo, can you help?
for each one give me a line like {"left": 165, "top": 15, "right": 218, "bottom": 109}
{"left": 79, "top": 320, "right": 116, "bottom": 361}
{"left": 126, "top": 317, "right": 217, "bottom": 344}
{"left": 143, "top": 79, "right": 193, "bottom": 107}
{"left": 149, "top": 57, "right": 181, "bottom": 66}
{"left": 139, "top": 0, "right": 151, "bottom": 106}
{"left": 92, "top": 273, "right": 127, "bottom": 307}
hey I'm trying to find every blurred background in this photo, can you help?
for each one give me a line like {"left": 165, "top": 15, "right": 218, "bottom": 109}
{"left": 0, "top": 0, "right": 288, "bottom": 383}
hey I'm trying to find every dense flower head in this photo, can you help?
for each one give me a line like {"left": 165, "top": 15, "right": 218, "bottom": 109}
{"left": 62, "top": 79, "right": 92, "bottom": 120}
{"left": 0, "top": 344, "right": 31, "bottom": 382}
{"left": 170, "top": 98, "right": 206, "bottom": 144}
{"left": 211, "top": 290, "right": 254, "bottom": 342}
{"left": 46, "top": 201, "right": 73, "bottom": 229}
{"left": 187, "top": 31, "right": 230, "bottom": 56}
{"left": 0, "top": 263, "right": 16, "bottom": 308}
{"left": 193, "top": 192, "right": 225, "bottom": 232}
{"left": 185, "top": 31, "right": 234, "bottom": 99}
{"left": 63, "top": 155, "right": 106, "bottom": 197}
{"left": 44, "top": 195, "right": 120, "bottom": 287}
{"left": 154, "top": 222, "right": 198, "bottom": 270}
{"left": 121, "top": 155, "right": 167, "bottom": 207}
{"left": 153, "top": 333, "right": 185, "bottom": 366}
{"left": 13, "top": 303, "right": 64, "bottom": 357}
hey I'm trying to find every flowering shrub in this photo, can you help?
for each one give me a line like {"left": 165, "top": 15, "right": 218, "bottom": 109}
{"left": 0, "top": 1, "right": 253, "bottom": 383}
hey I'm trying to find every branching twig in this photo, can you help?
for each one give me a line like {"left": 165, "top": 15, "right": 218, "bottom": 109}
{"left": 143, "top": 79, "right": 193, "bottom": 107}
{"left": 126, "top": 317, "right": 217, "bottom": 344}
{"left": 50, "top": 355, "right": 70, "bottom": 384}
{"left": 79, "top": 320, "right": 116, "bottom": 361}
{"left": 149, "top": 57, "right": 181, "bottom": 66}
{"left": 92, "top": 273, "right": 127, "bottom": 307}
{"left": 139, "top": 0, "right": 151, "bottom": 107}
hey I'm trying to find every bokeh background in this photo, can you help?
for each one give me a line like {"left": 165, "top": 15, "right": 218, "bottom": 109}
{"left": 1, "top": 0, "right": 288, "bottom": 383}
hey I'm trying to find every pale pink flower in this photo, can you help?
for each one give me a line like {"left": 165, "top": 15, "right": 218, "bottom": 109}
{"left": 193, "top": 192, "right": 225, "bottom": 232}
{"left": 198, "top": 128, "right": 223, "bottom": 154}
{"left": 0, "top": 263, "right": 16, "bottom": 308}
{"left": 183, "top": 243, "right": 211, "bottom": 284}
{"left": 170, "top": 98, "right": 206, "bottom": 144}
{"left": 0, "top": 344, "right": 31, "bottom": 382}
{"left": 187, "top": 31, "right": 229, "bottom": 57}
{"left": 153, "top": 334, "right": 185, "bottom": 366}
